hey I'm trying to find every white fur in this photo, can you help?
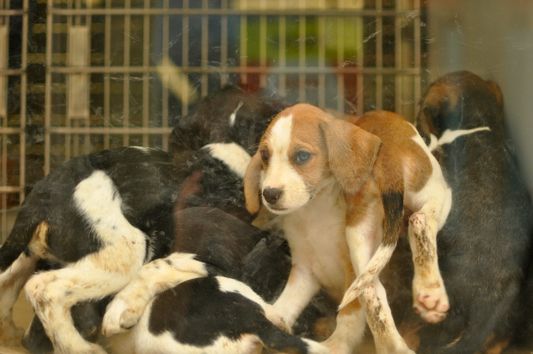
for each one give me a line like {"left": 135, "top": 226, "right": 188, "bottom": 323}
{"left": 428, "top": 126, "right": 491, "bottom": 151}
{"left": 102, "top": 252, "right": 209, "bottom": 336}
{"left": 407, "top": 131, "right": 452, "bottom": 228}
{"left": 273, "top": 181, "right": 364, "bottom": 354}
{"left": 228, "top": 101, "right": 244, "bottom": 127}
{"left": 25, "top": 171, "right": 147, "bottom": 354}
{"left": 262, "top": 115, "right": 311, "bottom": 213}
{"left": 130, "top": 146, "right": 151, "bottom": 154}
{"left": 403, "top": 129, "right": 452, "bottom": 323}
{"left": 204, "top": 142, "right": 251, "bottom": 178}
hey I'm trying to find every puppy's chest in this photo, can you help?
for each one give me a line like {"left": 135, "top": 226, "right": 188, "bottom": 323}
{"left": 282, "top": 194, "right": 347, "bottom": 292}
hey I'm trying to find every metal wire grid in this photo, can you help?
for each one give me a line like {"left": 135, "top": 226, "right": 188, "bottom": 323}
{"left": 0, "top": 0, "right": 28, "bottom": 240}
{"left": 0, "top": 0, "right": 425, "bottom": 241}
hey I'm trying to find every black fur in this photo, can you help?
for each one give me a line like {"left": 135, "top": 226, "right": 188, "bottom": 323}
{"left": 170, "top": 85, "right": 287, "bottom": 155}
{"left": 149, "top": 277, "right": 310, "bottom": 354}
{"left": 0, "top": 147, "right": 179, "bottom": 270}
{"left": 414, "top": 71, "right": 533, "bottom": 353}
{"left": 381, "top": 191, "right": 404, "bottom": 246}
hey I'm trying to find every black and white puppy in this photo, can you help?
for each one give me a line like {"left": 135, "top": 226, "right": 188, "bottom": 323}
{"left": 0, "top": 147, "right": 179, "bottom": 353}
{"left": 414, "top": 71, "right": 533, "bottom": 354}
{"left": 102, "top": 207, "right": 328, "bottom": 354}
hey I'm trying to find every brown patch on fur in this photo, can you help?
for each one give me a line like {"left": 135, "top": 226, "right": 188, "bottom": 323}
{"left": 345, "top": 178, "right": 382, "bottom": 227}
{"left": 422, "top": 81, "right": 460, "bottom": 114}
{"left": 28, "top": 221, "right": 50, "bottom": 260}
{"left": 321, "top": 114, "right": 382, "bottom": 194}
{"left": 312, "top": 316, "right": 337, "bottom": 341}
{"left": 355, "top": 111, "right": 432, "bottom": 193}
{"left": 175, "top": 170, "right": 203, "bottom": 211}
{"left": 484, "top": 334, "right": 510, "bottom": 354}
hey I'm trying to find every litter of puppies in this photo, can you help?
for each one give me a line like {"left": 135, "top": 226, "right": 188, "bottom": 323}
{"left": 1, "top": 75, "right": 532, "bottom": 354}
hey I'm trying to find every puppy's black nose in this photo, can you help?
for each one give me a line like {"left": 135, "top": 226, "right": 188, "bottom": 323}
{"left": 263, "top": 188, "right": 283, "bottom": 205}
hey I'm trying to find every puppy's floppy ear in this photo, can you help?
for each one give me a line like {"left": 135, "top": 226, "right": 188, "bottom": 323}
{"left": 320, "top": 118, "right": 381, "bottom": 194}
{"left": 244, "top": 152, "right": 263, "bottom": 214}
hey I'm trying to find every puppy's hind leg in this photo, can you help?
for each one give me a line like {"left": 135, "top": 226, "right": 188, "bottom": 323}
{"left": 408, "top": 187, "right": 451, "bottom": 324}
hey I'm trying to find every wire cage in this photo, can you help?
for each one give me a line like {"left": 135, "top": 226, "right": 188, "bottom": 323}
{"left": 0, "top": 0, "right": 426, "bottom": 241}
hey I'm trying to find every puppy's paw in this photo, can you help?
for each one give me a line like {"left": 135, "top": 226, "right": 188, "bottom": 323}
{"left": 102, "top": 298, "right": 140, "bottom": 336}
{"left": 264, "top": 305, "right": 291, "bottom": 334}
{"left": 413, "top": 278, "right": 449, "bottom": 324}
{"left": 119, "top": 307, "right": 144, "bottom": 330}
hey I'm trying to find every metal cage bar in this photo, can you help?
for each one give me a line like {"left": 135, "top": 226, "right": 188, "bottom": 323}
{"left": 0, "top": 0, "right": 28, "bottom": 242}
{"left": 1, "top": 0, "right": 425, "bottom": 241}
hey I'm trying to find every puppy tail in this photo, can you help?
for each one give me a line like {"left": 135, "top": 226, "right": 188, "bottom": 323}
{"left": 0, "top": 205, "right": 43, "bottom": 271}
{"left": 339, "top": 191, "right": 403, "bottom": 310}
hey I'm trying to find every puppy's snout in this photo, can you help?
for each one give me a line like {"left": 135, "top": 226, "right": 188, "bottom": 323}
{"left": 263, "top": 188, "right": 283, "bottom": 205}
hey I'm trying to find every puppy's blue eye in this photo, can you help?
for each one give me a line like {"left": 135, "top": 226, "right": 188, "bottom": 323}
{"left": 294, "top": 150, "right": 311, "bottom": 165}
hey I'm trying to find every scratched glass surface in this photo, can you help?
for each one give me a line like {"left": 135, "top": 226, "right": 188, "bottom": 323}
{"left": 0, "top": 1, "right": 532, "bottom": 354}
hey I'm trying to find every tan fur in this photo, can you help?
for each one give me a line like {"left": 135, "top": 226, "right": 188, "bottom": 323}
{"left": 353, "top": 111, "right": 432, "bottom": 194}
{"left": 243, "top": 152, "right": 263, "bottom": 214}
{"left": 321, "top": 116, "right": 382, "bottom": 194}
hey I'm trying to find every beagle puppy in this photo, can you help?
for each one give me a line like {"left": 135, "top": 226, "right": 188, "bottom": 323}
{"left": 244, "top": 104, "right": 452, "bottom": 354}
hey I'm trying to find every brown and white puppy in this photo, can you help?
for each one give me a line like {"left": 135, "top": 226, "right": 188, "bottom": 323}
{"left": 244, "top": 104, "right": 452, "bottom": 354}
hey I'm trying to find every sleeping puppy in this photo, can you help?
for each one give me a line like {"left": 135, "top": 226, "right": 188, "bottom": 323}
{"left": 242, "top": 103, "right": 452, "bottom": 354}
{"left": 102, "top": 207, "right": 328, "bottom": 354}
{"left": 415, "top": 71, "right": 533, "bottom": 354}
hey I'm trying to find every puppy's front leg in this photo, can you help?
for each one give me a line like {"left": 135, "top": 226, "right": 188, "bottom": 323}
{"left": 273, "top": 264, "right": 320, "bottom": 330}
